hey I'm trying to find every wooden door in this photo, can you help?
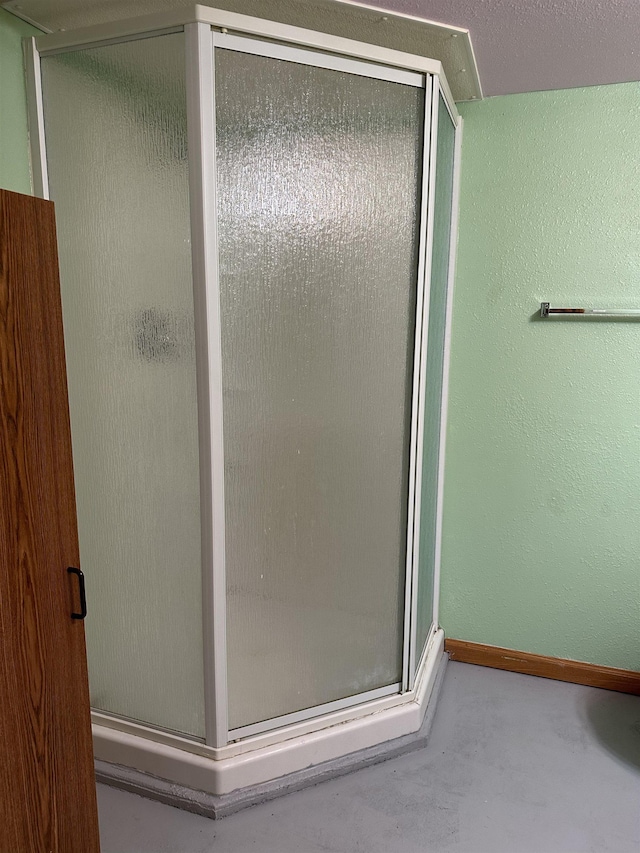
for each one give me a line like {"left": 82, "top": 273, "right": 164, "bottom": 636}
{"left": 0, "top": 189, "right": 100, "bottom": 852}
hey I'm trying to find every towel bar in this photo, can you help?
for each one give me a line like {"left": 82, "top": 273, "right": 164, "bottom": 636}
{"left": 540, "top": 302, "right": 640, "bottom": 319}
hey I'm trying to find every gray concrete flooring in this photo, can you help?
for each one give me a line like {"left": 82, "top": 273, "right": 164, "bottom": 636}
{"left": 97, "top": 661, "right": 640, "bottom": 852}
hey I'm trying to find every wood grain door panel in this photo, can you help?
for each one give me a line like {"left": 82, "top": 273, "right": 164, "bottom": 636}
{"left": 0, "top": 189, "right": 99, "bottom": 852}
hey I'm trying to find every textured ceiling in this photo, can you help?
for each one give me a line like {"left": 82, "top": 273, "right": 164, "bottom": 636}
{"left": 364, "top": 0, "right": 640, "bottom": 96}
{"left": 4, "top": 0, "right": 640, "bottom": 97}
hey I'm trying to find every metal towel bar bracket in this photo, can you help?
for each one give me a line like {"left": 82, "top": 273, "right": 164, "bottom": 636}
{"left": 540, "top": 302, "right": 640, "bottom": 319}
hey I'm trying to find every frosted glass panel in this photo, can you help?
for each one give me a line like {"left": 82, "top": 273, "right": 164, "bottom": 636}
{"left": 40, "top": 35, "right": 205, "bottom": 737}
{"left": 416, "top": 94, "right": 456, "bottom": 666}
{"left": 216, "top": 49, "right": 423, "bottom": 729}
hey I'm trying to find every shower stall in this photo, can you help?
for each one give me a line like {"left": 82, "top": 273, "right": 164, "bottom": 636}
{"left": 26, "top": 4, "right": 461, "bottom": 797}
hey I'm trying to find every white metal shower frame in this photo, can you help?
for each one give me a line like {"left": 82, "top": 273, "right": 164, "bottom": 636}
{"left": 26, "top": 4, "right": 462, "bottom": 753}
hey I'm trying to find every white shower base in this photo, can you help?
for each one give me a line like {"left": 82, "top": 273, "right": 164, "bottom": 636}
{"left": 92, "top": 628, "right": 444, "bottom": 798}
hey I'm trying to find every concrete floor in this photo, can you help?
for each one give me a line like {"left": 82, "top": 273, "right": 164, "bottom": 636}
{"left": 97, "top": 661, "right": 640, "bottom": 852}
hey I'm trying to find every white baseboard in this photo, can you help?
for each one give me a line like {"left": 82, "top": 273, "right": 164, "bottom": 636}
{"left": 93, "top": 628, "right": 444, "bottom": 796}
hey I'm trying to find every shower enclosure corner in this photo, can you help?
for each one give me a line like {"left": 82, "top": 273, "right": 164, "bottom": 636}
{"left": 26, "top": 4, "right": 461, "bottom": 785}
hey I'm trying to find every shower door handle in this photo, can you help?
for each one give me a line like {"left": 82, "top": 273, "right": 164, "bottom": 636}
{"left": 67, "top": 567, "right": 87, "bottom": 620}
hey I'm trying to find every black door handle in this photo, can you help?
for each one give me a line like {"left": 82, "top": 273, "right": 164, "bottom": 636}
{"left": 67, "top": 567, "right": 87, "bottom": 620}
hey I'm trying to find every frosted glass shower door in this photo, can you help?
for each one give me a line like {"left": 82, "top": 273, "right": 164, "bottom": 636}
{"left": 215, "top": 45, "right": 425, "bottom": 731}
{"left": 415, "top": 91, "right": 457, "bottom": 668}
{"left": 39, "top": 34, "right": 205, "bottom": 737}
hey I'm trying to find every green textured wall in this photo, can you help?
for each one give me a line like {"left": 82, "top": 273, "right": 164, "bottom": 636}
{"left": 0, "top": 9, "right": 40, "bottom": 194}
{"left": 440, "top": 83, "right": 640, "bottom": 670}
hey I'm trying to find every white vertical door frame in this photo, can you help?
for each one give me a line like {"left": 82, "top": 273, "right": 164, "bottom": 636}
{"left": 185, "top": 22, "right": 229, "bottom": 748}
{"left": 432, "top": 86, "right": 463, "bottom": 629}
{"left": 402, "top": 74, "right": 433, "bottom": 692}
{"left": 23, "top": 38, "right": 49, "bottom": 199}
{"left": 407, "top": 81, "right": 440, "bottom": 689}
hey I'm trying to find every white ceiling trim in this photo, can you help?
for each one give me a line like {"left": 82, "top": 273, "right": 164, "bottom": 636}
{"left": 2, "top": 0, "right": 482, "bottom": 101}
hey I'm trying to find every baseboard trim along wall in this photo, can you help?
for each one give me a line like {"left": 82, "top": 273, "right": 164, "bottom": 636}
{"left": 445, "top": 639, "right": 640, "bottom": 695}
